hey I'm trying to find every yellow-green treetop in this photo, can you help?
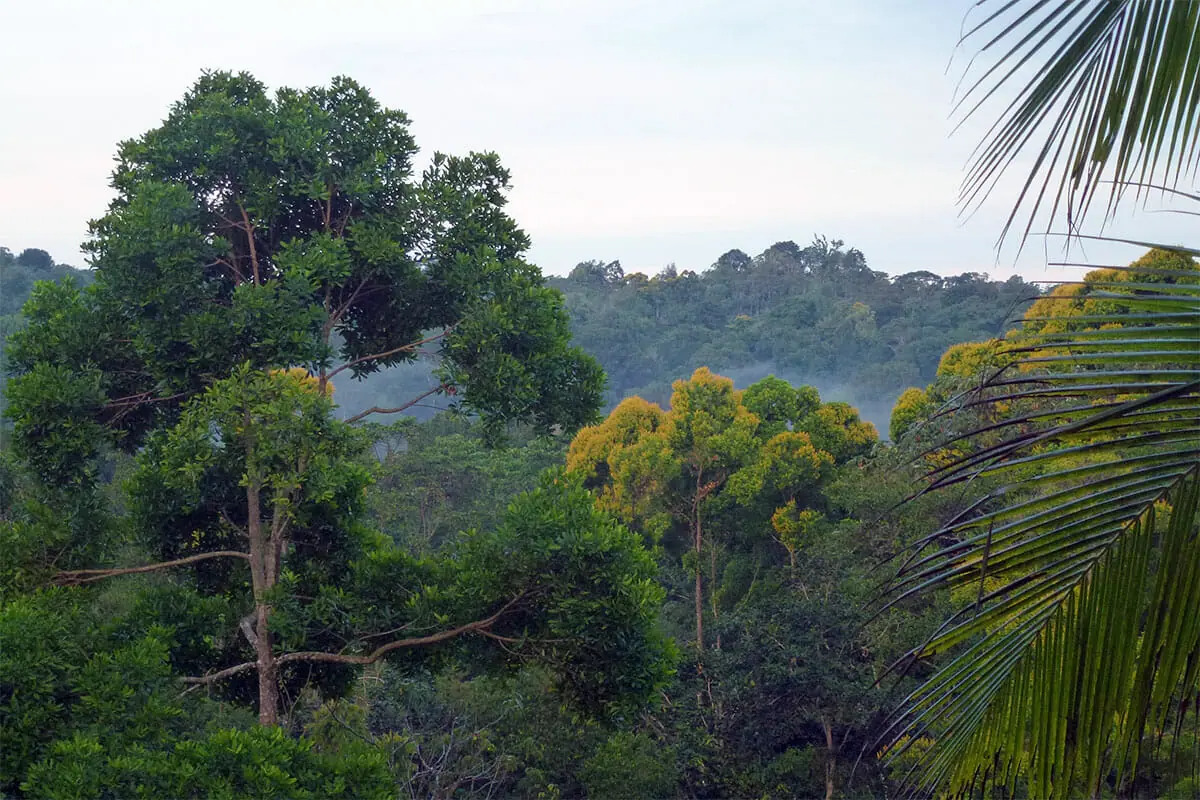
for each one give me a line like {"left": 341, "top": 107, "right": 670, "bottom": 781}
{"left": 567, "top": 367, "right": 876, "bottom": 651}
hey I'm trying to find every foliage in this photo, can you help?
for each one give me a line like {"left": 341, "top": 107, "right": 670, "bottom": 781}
{"left": 552, "top": 239, "right": 1037, "bottom": 427}
{"left": 0, "top": 72, "right": 670, "bottom": 797}
{"left": 0, "top": 247, "right": 91, "bottom": 316}
{"left": 882, "top": 248, "right": 1200, "bottom": 797}
{"left": 446, "top": 470, "right": 677, "bottom": 713}
{"left": 579, "top": 731, "right": 677, "bottom": 799}
{"left": 4, "top": 71, "right": 602, "bottom": 491}
{"left": 0, "top": 249, "right": 92, "bottom": 451}
{"left": 25, "top": 726, "right": 392, "bottom": 800}
{"left": 569, "top": 368, "right": 879, "bottom": 654}
{"left": 366, "top": 416, "right": 567, "bottom": 555}
{"left": 953, "top": 1, "right": 1200, "bottom": 242}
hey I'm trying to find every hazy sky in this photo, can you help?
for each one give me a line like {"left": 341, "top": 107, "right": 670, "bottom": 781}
{"left": 1, "top": 0, "right": 1191, "bottom": 281}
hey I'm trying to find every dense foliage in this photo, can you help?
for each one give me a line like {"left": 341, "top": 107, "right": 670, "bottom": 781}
{"left": 5, "top": 13, "right": 1195, "bottom": 790}
{"left": 0, "top": 249, "right": 92, "bottom": 450}
{"left": 880, "top": 247, "right": 1200, "bottom": 798}
{"left": 551, "top": 240, "right": 1038, "bottom": 427}
{"left": 0, "top": 73, "right": 669, "bottom": 797}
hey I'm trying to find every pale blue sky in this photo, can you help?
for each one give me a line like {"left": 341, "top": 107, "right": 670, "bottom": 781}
{"left": 0, "top": 0, "right": 1190, "bottom": 282}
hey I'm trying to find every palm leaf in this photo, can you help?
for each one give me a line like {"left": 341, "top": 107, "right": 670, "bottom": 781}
{"left": 880, "top": 243, "right": 1200, "bottom": 797}
{"left": 955, "top": 0, "right": 1200, "bottom": 245}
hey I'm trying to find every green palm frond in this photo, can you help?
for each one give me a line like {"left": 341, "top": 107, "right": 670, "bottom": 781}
{"left": 881, "top": 246, "right": 1200, "bottom": 797}
{"left": 956, "top": 0, "right": 1200, "bottom": 244}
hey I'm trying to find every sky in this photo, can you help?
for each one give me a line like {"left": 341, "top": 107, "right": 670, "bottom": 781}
{"left": 0, "top": 0, "right": 1192, "bottom": 283}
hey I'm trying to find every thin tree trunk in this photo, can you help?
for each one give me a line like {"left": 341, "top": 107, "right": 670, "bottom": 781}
{"left": 245, "top": 476, "right": 280, "bottom": 726}
{"left": 693, "top": 504, "right": 704, "bottom": 653}
{"left": 823, "top": 716, "right": 836, "bottom": 800}
{"left": 710, "top": 546, "right": 721, "bottom": 651}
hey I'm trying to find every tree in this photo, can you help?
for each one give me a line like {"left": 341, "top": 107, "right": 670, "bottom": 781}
{"left": 6, "top": 70, "right": 603, "bottom": 488}
{"left": 6, "top": 365, "right": 671, "bottom": 732}
{"left": 366, "top": 416, "right": 566, "bottom": 556}
{"left": 567, "top": 368, "right": 877, "bottom": 654}
{"left": 569, "top": 369, "right": 757, "bottom": 652}
{"left": 568, "top": 259, "right": 624, "bottom": 286}
{"left": 549, "top": 236, "right": 1037, "bottom": 420}
{"left": 883, "top": 3, "right": 1200, "bottom": 794}
{"left": 14, "top": 248, "right": 53, "bottom": 271}
{"left": 1, "top": 73, "right": 666, "bottom": 741}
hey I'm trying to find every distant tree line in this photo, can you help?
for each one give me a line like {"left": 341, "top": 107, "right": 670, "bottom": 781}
{"left": 551, "top": 238, "right": 1039, "bottom": 429}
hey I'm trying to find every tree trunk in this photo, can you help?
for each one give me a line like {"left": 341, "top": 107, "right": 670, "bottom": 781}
{"left": 710, "top": 546, "right": 721, "bottom": 651}
{"left": 693, "top": 506, "right": 704, "bottom": 653}
{"left": 823, "top": 716, "right": 836, "bottom": 800}
{"left": 245, "top": 476, "right": 280, "bottom": 726}
{"left": 255, "top": 601, "right": 279, "bottom": 726}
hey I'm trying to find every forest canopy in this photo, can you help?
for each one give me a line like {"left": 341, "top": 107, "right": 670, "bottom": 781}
{"left": 550, "top": 240, "right": 1038, "bottom": 428}
{"left": 3, "top": 37, "right": 1195, "bottom": 796}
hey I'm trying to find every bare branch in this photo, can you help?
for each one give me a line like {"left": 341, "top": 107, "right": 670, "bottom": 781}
{"left": 345, "top": 382, "right": 450, "bottom": 425}
{"left": 278, "top": 595, "right": 523, "bottom": 666}
{"left": 105, "top": 391, "right": 188, "bottom": 409}
{"left": 326, "top": 326, "right": 456, "bottom": 383}
{"left": 219, "top": 508, "right": 247, "bottom": 537}
{"left": 53, "top": 550, "right": 250, "bottom": 586}
{"left": 180, "top": 660, "right": 260, "bottom": 686}
{"left": 179, "top": 595, "right": 527, "bottom": 687}
{"left": 206, "top": 257, "right": 244, "bottom": 284}
{"left": 322, "top": 277, "right": 370, "bottom": 343}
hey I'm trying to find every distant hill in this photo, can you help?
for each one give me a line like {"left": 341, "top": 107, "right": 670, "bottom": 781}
{"left": 549, "top": 237, "right": 1039, "bottom": 429}
{"left": 1, "top": 247, "right": 94, "bottom": 445}
{"left": 1, "top": 247, "right": 92, "bottom": 316}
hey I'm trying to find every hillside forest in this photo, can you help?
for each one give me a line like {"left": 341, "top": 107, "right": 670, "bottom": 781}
{"left": 1, "top": 52, "right": 1199, "bottom": 800}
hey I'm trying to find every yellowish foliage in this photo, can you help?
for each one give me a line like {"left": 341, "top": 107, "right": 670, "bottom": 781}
{"left": 566, "top": 396, "right": 671, "bottom": 524}
{"left": 812, "top": 403, "right": 878, "bottom": 448}
{"left": 890, "top": 386, "right": 932, "bottom": 442}
{"left": 269, "top": 367, "right": 335, "bottom": 398}
{"left": 1018, "top": 247, "right": 1198, "bottom": 340}
{"left": 936, "top": 339, "right": 1008, "bottom": 379}
{"left": 770, "top": 502, "right": 824, "bottom": 561}
{"left": 566, "top": 396, "right": 665, "bottom": 479}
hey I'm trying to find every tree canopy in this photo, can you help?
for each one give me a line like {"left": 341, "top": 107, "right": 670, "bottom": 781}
{"left": 552, "top": 238, "right": 1037, "bottom": 428}
{"left": 6, "top": 70, "right": 603, "bottom": 488}
{"left": 0, "top": 73, "right": 669, "bottom": 796}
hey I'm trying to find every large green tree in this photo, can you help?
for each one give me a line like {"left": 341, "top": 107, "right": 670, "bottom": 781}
{"left": 567, "top": 369, "right": 876, "bottom": 654}
{"left": 1, "top": 73, "right": 668, "bottom": 741}
{"left": 7, "top": 70, "right": 603, "bottom": 486}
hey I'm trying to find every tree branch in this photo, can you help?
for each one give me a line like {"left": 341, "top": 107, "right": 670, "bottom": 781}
{"left": 278, "top": 595, "right": 521, "bottom": 666}
{"left": 207, "top": 257, "right": 244, "bottom": 284}
{"left": 239, "top": 613, "right": 259, "bottom": 648}
{"left": 326, "top": 326, "right": 456, "bottom": 383}
{"left": 53, "top": 550, "right": 250, "bottom": 586}
{"left": 237, "top": 200, "right": 260, "bottom": 284}
{"left": 179, "top": 595, "right": 526, "bottom": 686}
{"left": 180, "top": 659, "right": 261, "bottom": 686}
{"left": 105, "top": 390, "right": 188, "bottom": 409}
{"left": 322, "top": 277, "right": 370, "bottom": 344}
{"left": 345, "top": 382, "right": 450, "bottom": 424}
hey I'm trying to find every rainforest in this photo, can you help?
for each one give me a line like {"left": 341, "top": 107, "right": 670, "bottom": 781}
{"left": 2, "top": 3, "right": 1199, "bottom": 799}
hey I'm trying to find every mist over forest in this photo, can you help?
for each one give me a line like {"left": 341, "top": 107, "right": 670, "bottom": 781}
{"left": 305, "top": 237, "right": 1040, "bottom": 435}
{"left": 2, "top": 240, "right": 1037, "bottom": 435}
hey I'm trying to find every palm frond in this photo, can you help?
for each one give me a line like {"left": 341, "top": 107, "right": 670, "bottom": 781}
{"left": 881, "top": 243, "right": 1200, "bottom": 797}
{"left": 956, "top": 0, "right": 1200, "bottom": 245}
